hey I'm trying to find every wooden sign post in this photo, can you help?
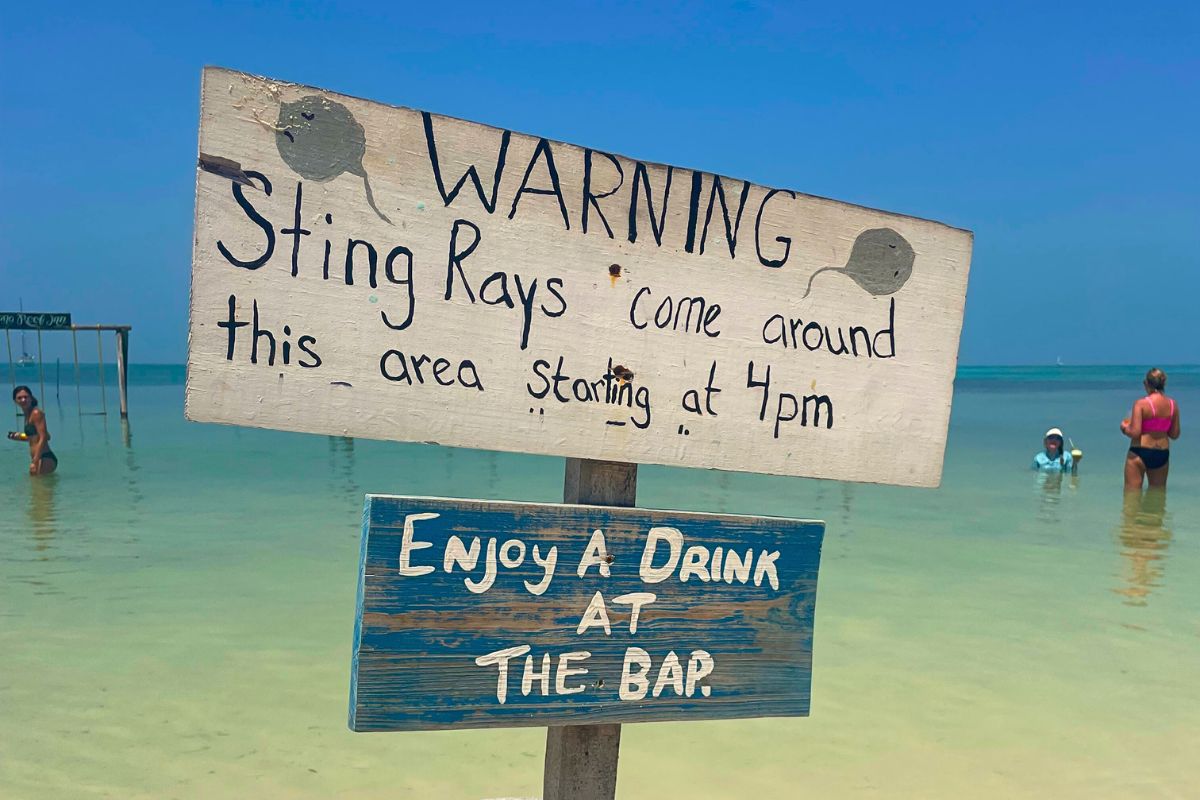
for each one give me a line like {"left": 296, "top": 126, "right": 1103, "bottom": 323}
{"left": 187, "top": 66, "right": 971, "bottom": 799}
{"left": 549, "top": 459, "right": 635, "bottom": 800}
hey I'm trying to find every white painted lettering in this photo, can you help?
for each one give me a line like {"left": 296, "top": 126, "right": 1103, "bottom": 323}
{"left": 652, "top": 651, "right": 685, "bottom": 697}
{"left": 521, "top": 652, "right": 552, "bottom": 697}
{"left": 709, "top": 546, "right": 724, "bottom": 581}
{"left": 444, "top": 535, "right": 481, "bottom": 573}
{"left": 686, "top": 650, "right": 715, "bottom": 697}
{"left": 679, "top": 545, "right": 711, "bottom": 582}
{"left": 475, "top": 644, "right": 530, "bottom": 704}
{"left": 577, "top": 529, "right": 611, "bottom": 578}
{"left": 576, "top": 591, "right": 612, "bottom": 635}
{"left": 556, "top": 651, "right": 591, "bottom": 696}
{"left": 612, "top": 592, "right": 656, "bottom": 634}
{"left": 464, "top": 538, "right": 498, "bottom": 594}
{"left": 639, "top": 526, "right": 682, "bottom": 584}
{"left": 620, "top": 647, "right": 651, "bottom": 700}
{"left": 398, "top": 512, "right": 439, "bottom": 577}
{"left": 753, "top": 549, "right": 781, "bottom": 590}
{"left": 722, "top": 548, "right": 753, "bottom": 583}
{"left": 499, "top": 538, "right": 526, "bottom": 568}
{"left": 525, "top": 544, "right": 558, "bottom": 596}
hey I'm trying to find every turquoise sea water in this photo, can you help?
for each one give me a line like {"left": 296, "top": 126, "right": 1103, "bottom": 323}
{"left": 2, "top": 365, "right": 1197, "bottom": 799}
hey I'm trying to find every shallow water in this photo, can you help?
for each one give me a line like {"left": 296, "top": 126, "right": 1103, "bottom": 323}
{"left": 2, "top": 365, "right": 1197, "bottom": 799}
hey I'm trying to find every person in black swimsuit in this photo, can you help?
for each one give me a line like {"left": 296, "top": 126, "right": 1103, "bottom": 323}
{"left": 8, "top": 385, "right": 57, "bottom": 476}
{"left": 1120, "top": 368, "right": 1180, "bottom": 490}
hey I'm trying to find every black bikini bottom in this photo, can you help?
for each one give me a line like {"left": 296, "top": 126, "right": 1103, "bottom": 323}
{"left": 1129, "top": 447, "right": 1169, "bottom": 470}
{"left": 40, "top": 449, "right": 57, "bottom": 463}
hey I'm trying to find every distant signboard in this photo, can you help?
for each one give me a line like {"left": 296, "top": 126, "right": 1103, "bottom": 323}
{"left": 187, "top": 66, "right": 972, "bottom": 487}
{"left": 0, "top": 312, "right": 71, "bottom": 331}
{"left": 349, "top": 495, "right": 824, "bottom": 732}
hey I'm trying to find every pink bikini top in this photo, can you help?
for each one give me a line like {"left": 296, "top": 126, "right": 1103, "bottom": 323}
{"left": 1142, "top": 395, "right": 1175, "bottom": 433}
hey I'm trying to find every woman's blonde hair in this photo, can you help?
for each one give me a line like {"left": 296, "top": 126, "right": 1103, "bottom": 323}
{"left": 1145, "top": 368, "right": 1167, "bottom": 392}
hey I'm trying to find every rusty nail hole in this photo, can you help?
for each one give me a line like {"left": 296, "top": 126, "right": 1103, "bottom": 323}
{"left": 604, "top": 554, "right": 614, "bottom": 564}
{"left": 608, "top": 263, "right": 622, "bottom": 277}
{"left": 597, "top": 679, "right": 605, "bottom": 688}
{"left": 613, "top": 365, "right": 634, "bottom": 382}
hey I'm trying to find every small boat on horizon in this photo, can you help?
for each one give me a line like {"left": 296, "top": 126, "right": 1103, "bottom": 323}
{"left": 14, "top": 297, "right": 37, "bottom": 366}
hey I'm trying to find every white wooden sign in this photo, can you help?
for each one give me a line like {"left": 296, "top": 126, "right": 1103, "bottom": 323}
{"left": 187, "top": 66, "right": 972, "bottom": 487}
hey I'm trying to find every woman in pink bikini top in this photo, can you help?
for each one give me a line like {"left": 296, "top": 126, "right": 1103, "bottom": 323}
{"left": 1120, "top": 368, "right": 1181, "bottom": 490}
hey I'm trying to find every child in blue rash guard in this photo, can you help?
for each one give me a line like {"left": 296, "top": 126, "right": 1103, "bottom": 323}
{"left": 1032, "top": 428, "right": 1074, "bottom": 471}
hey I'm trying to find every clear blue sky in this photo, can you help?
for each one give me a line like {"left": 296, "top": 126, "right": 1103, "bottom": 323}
{"left": 1, "top": 1, "right": 1196, "bottom": 364}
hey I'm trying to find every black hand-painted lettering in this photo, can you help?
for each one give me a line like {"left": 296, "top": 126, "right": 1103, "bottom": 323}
{"left": 803, "top": 394, "right": 834, "bottom": 429}
{"left": 704, "top": 361, "right": 721, "bottom": 416}
{"left": 431, "top": 358, "right": 454, "bottom": 386}
{"left": 541, "top": 278, "right": 567, "bottom": 317}
{"left": 281, "top": 181, "right": 311, "bottom": 277}
{"left": 549, "top": 356, "right": 571, "bottom": 403}
{"left": 702, "top": 304, "right": 722, "bottom": 338}
{"left": 512, "top": 273, "right": 539, "bottom": 350}
{"left": 297, "top": 335, "right": 321, "bottom": 368}
{"left": 422, "top": 112, "right": 510, "bottom": 213}
{"left": 754, "top": 189, "right": 795, "bottom": 268}
{"left": 582, "top": 149, "right": 624, "bottom": 237}
{"left": 700, "top": 177, "right": 751, "bottom": 258}
{"left": 527, "top": 359, "right": 552, "bottom": 399}
{"left": 629, "top": 286, "right": 651, "bottom": 329}
{"left": 217, "top": 294, "right": 248, "bottom": 360}
{"left": 874, "top": 298, "right": 896, "bottom": 358}
{"left": 380, "top": 350, "right": 484, "bottom": 391}
{"left": 747, "top": 361, "right": 771, "bottom": 421}
{"left": 345, "top": 239, "right": 378, "bottom": 288}
{"left": 479, "top": 272, "right": 515, "bottom": 308}
{"left": 761, "top": 298, "right": 895, "bottom": 359}
{"left": 380, "top": 350, "right": 408, "bottom": 382}
{"left": 632, "top": 385, "right": 651, "bottom": 429}
{"left": 381, "top": 246, "right": 415, "bottom": 331}
{"left": 251, "top": 300, "right": 276, "bottom": 366}
{"left": 217, "top": 171, "right": 274, "bottom": 269}
{"left": 684, "top": 170, "right": 704, "bottom": 253}
{"left": 509, "top": 138, "right": 570, "bottom": 230}
{"left": 445, "top": 219, "right": 482, "bottom": 302}
{"left": 628, "top": 163, "right": 673, "bottom": 246}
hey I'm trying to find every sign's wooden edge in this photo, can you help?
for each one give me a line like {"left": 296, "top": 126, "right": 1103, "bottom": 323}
{"left": 178, "top": 408, "right": 947, "bottom": 487}
{"left": 347, "top": 501, "right": 372, "bottom": 732}
{"left": 361, "top": 494, "right": 827, "bottom": 528}
{"left": 348, "top": 703, "right": 812, "bottom": 734}
{"left": 199, "top": 65, "right": 975, "bottom": 237}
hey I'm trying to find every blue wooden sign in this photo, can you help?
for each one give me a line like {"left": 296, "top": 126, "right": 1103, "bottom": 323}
{"left": 350, "top": 495, "right": 824, "bottom": 732}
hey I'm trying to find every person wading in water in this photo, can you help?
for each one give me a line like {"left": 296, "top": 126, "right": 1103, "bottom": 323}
{"left": 8, "top": 385, "right": 57, "bottom": 476}
{"left": 1121, "top": 368, "right": 1181, "bottom": 490}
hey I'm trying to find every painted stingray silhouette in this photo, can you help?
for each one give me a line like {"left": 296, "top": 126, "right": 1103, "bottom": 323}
{"left": 803, "top": 228, "right": 914, "bottom": 298}
{"left": 275, "top": 95, "right": 392, "bottom": 224}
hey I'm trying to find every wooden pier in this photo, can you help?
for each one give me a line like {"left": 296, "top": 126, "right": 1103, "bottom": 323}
{"left": 2, "top": 311, "right": 132, "bottom": 417}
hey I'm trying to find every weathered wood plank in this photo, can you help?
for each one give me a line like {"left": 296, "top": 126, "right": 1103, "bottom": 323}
{"left": 187, "top": 66, "right": 972, "bottom": 487}
{"left": 544, "top": 720, "right": 621, "bottom": 800}
{"left": 349, "top": 495, "right": 824, "bottom": 732}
